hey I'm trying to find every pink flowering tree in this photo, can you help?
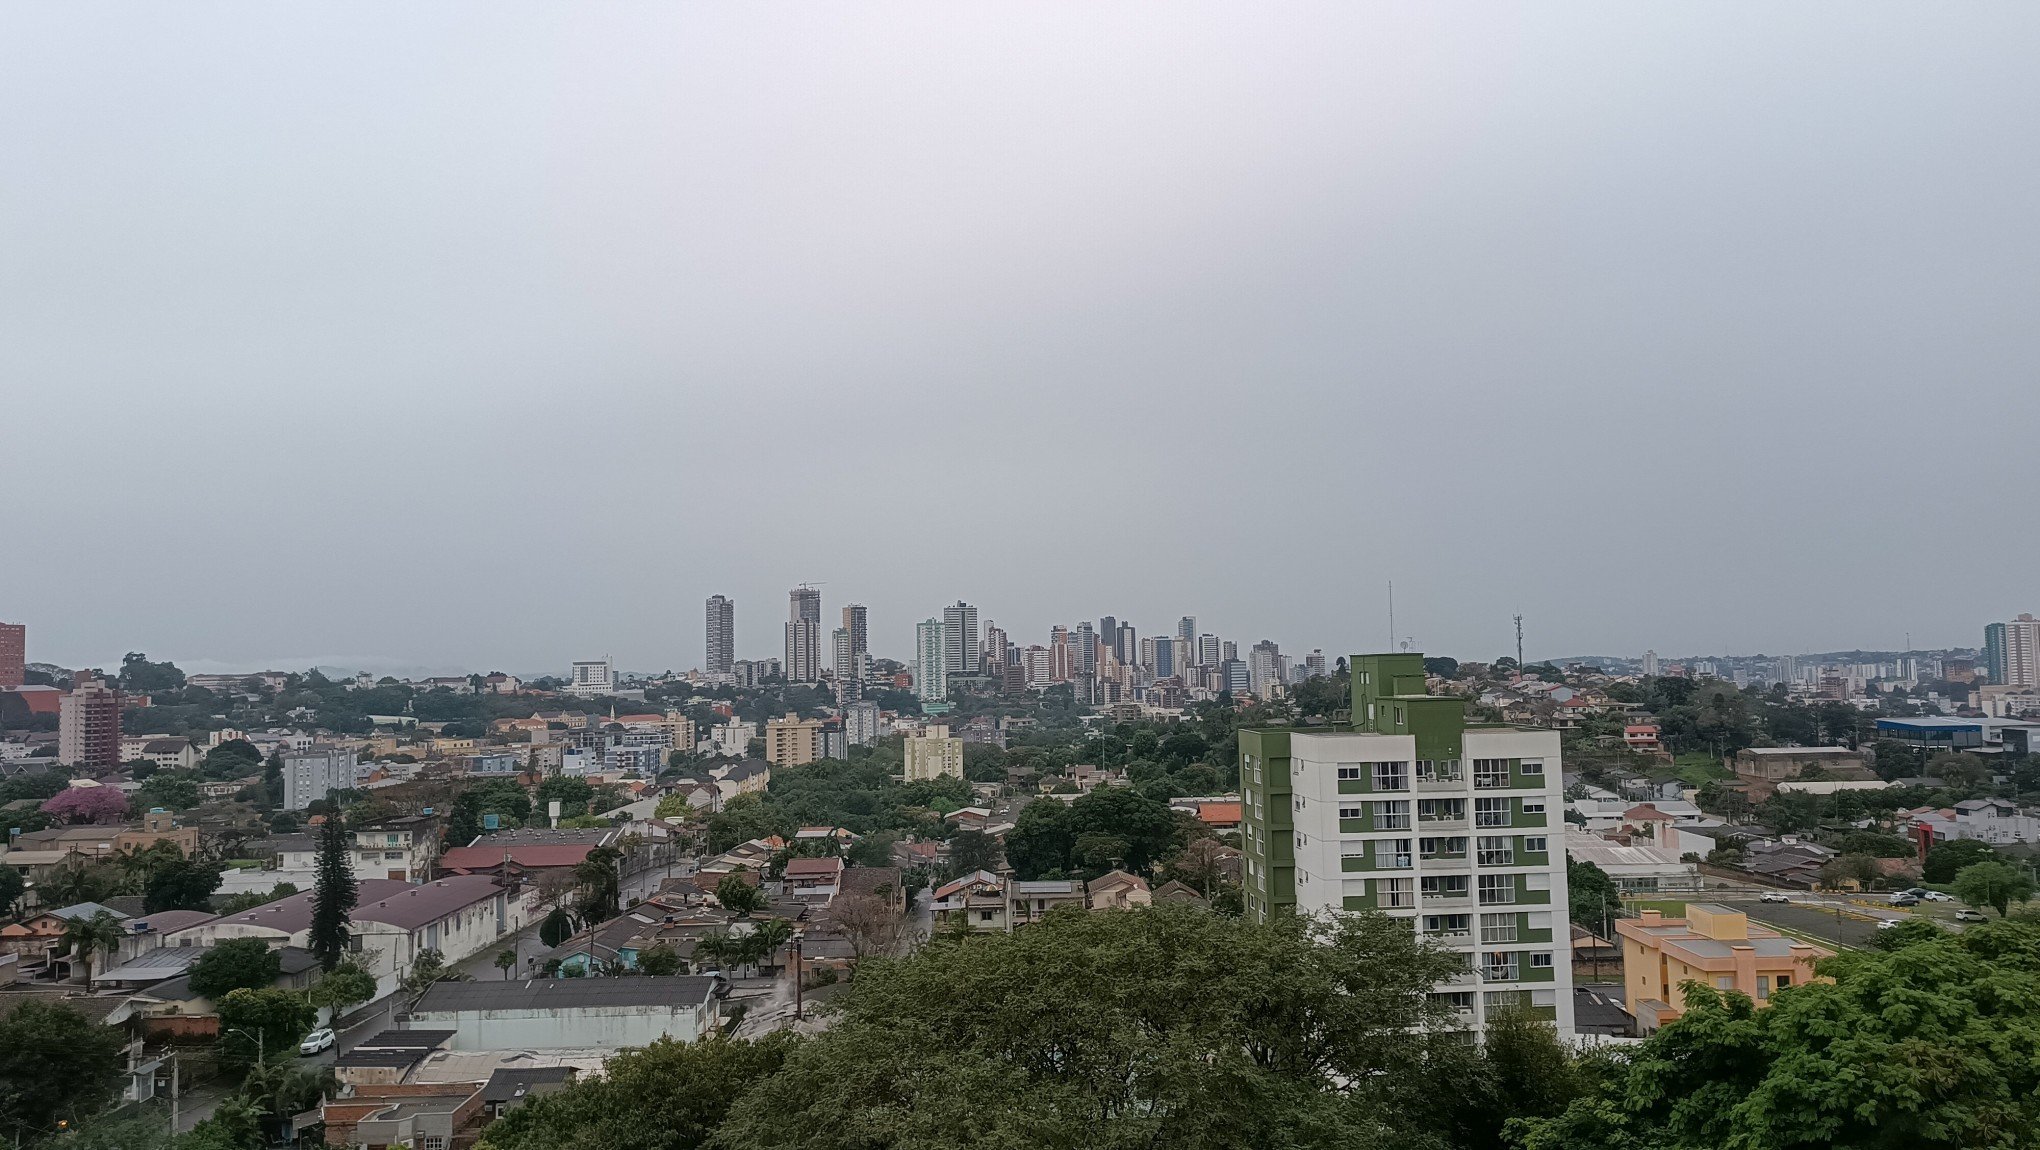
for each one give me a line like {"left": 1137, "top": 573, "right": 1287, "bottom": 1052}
{"left": 41, "top": 786, "right": 130, "bottom": 825}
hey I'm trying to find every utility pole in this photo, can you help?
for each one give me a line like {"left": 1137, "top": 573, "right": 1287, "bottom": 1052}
{"left": 168, "top": 1051, "right": 179, "bottom": 1137}
{"left": 792, "top": 939, "right": 804, "bottom": 1022}
{"left": 1514, "top": 615, "right": 1525, "bottom": 668}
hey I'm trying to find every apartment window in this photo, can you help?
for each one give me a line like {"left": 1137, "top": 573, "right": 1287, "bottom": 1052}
{"left": 1479, "top": 913, "right": 1518, "bottom": 944}
{"left": 1525, "top": 873, "right": 1551, "bottom": 892}
{"left": 1484, "top": 990, "right": 1529, "bottom": 1010}
{"left": 1432, "top": 991, "right": 1475, "bottom": 1011}
{"left": 420, "top": 1138, "right": 447, "bottom": 1150}
{"left": 1372, "top": 801, "right": 1411, "bottom": 831}
{"left": 1424, "top": 914, "right": 1471, "bottom": 937}
{"left": 1294, "top": 796, "right": 1306, "bottom": 812}
{"left": 1376, "top": 838, "right": 1413, "bottom": 869}
{"left": 1473, "top": 759, "right": 1510, "bottom": 789}
{"left": 1521, "top": 799, "right": 1546, "bottom": 815}
{"left": 1421, "top": 874, "right": 1469, "bottom": 899}
{"left": 1523, "top": 836, "right": 1548, "bottom": 854}
{"left": 1420, "top": 836, "right": 1467, "bottom": 858}
{"left": 1519, "top": 759, "right": 1544, "bottom": 777}
{"left": 1372, "top": 761, "right": 1409, "bottom": 791}
{"left": 1342, "top": 850, "right": 1367, "bottom": 866}
{"left": 1531, "top": 952, "right": 1553, "bottom": 969}
{"left": 1715, "top": 976, "right": 1734, "bottom": 990}
{"left": 1775, "top": 973, "right": 1792, "bottom": 988}
{"left": 1482, "top": 953, "right": 1519, "bottom": 981}
{"left": 1339, "top": 806, "right": 1363, "bottom": 821}
{"left": 1336, "top": 766, "right": 1363, "bottom": 781}
{"left": 979, "top": 910, "right": 996, "bottom": 922}
{"left": 1417, "top": 759, "right": 1463, "bottom": 783}
{"left": 1474, "top": 798, "right": 1511, "bottom": 827}
{"left": 1377, "top": 878, "right": 1414, "bottom": 909}
{"left": 1478, "top": 874, "right": 1518, "bottom": 905}
{"left": 1476, "top": 836, "right": 1515, "bottom": 866}
{"left": 1419, "top": 798, "right": 1466, "bottom": 821}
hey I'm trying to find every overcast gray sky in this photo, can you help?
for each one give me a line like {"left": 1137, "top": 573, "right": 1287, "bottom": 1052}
{"left": 5, "top": 4, "right": 2038, "bottom": 675}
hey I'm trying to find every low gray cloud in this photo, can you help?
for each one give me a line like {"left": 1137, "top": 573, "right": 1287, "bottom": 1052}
{"left": 5, "top": 4, "right": 2036, "bottom": 672}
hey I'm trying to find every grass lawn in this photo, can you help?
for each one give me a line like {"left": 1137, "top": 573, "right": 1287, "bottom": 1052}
{"left": 1670, "top": 752, "right": 1733, "bottom": 788}
{"left": 1624, "top": 898, "right": 1687, "bottom": 917}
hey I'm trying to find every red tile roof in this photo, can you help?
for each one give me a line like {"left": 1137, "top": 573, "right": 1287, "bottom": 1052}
{"left": 1198, "top": 802, "right": 1242, "bottom": 825}
{"left": 784, "top": 857, "right": 844, "bottom": 878}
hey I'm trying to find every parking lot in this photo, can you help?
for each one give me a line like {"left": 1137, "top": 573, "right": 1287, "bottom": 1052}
{"left": 1723, "top": 897, "right": 1886, "bottom": 950}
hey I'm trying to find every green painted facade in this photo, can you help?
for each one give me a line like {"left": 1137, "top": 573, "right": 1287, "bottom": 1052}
{"left": 1238, "top": 727, "right": 1296, "bottom": 921}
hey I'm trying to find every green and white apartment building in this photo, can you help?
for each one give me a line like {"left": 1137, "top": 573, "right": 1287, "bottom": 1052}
{"left": 1240, "top": 653, "right": 1572, "bottom": 1034}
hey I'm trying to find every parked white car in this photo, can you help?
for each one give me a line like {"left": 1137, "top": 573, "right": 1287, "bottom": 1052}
{"left": 1758, "top": 892, "right": 1790, "bottom": 904}
{"left": 299, "top": 1028, "right": 336, "bottom": 1055}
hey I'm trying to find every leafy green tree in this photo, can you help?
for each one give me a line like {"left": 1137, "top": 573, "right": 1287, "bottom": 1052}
{"left": 38, "top": 858, "right": 117, "bottom": 905}
{"left": 218, "top": 881, "right": 299, "bottom": 915}
{"left": 201, "top": 738, "right": 265, "bottom": 777}
{"left": 0, "top": 999, "right": 126, "bottom": 1140}
{"left": 1923, "top": 838, "right": 1997, "bottom": 883}
{"left": 539, "top": 906, "right": 574, "bottom": 948}
{"left": 635, "top": 942, "right": 682, "bottom": 976}
{"left": 537, "top": 776, "right": 596, "bottom": 817}
{"left": 144, "top": 855, "right": 224, "bottom": 912}
{"left": 574, "top": 845, "right": 623, "bottom": 924}
{"left": 716, "top": 904, "right": 1464, "bottom": 1150}
{"left": 0, "top": 865, "right": 22, "bottom": 916}
{"left": 1516, "top": 917, "right": 2040, "bottom": 1150}
{"left": 189, "top": 938, "right": 282, "bottom": 1000}
{"left": 1002, "top": 798, "right": 1076, "bottom": 879}
{"left": 1816, "top": 852, "right": 1882, "bottom": 891}
{"left": 945, "top": 828, "right": 1002, "bottom": 875}
{"left": 479, "top": 1035, "right": 794, "bottom": 1150}
{"left": 495, "top": 949, "right": 519, "bottom": 979}
{"left": 1566, "top": 858, "right": 1619, "bottom": 933}
{"left": 134, "top": 771, "right": 202, "bottom": 811}
{"left": 1951, "top": 860, "right": 2034, "bottom": 916}
{"left": 716, "top": 874, "right": 764, "bottom": 916}
{"left": 307, "top": 962, "right": 377, "bottom": 1020}
{"left": 216, "top": 987, "right": 315, "bottom": 1069}
{"left": 403, "top": 949, "right": 461, "bottom": 996}
{"left": 62, "top": 909, "right": 126, "bottom": 983}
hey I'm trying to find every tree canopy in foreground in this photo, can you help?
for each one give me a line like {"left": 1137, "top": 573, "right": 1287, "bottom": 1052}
{"left": 484, "top": 903, "right": 1533, "bottom": 1150}
{"left": 1515, "top": 914, "right": 2040, "bottom": 1150}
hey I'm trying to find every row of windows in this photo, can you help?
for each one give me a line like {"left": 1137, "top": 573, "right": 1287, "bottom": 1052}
{"left": 1321, "top": 759, "right": 1545, "bottom": 791}
{"left": 1337, "top": 835, "right": 1550, "bottom": 866}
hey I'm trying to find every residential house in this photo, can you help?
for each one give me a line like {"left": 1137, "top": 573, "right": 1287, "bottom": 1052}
{"left": 437, "top": 828, "right": 618, "bottom": 884}
{"left": 1901, "top": 798, "right": 2040, "bottom": 846}
{"left": 409, "top": 976, "right": 722, "bottom": 1050}
{"left": 709, "top": 760, "right": 770, "bottom": 805}
{"left": 1086, "top": 870, "right": 1152, "bottom": 910}
{"left": 481, "top": 1067, "right": 578, "bottom": 1120}
{"left": 1006, "top": 879, "right": 1085, "bottom": 927}
{"left": 1150, "top": 880, "right": 1208, "bottom": 907}
{"left": 0, "top": 901, "right": 128, "bottom": 967}
{"left": 1616, "top": 904, "right": 1829, "bottom": 1033}
{"left": 353, "top": 814, "right": 442, "bottom": 881}
{"left": 1738, "top": 839, "right": 1838, "bottom": 888}
{"left": 782, "top": 856, "right": 845, "bottom": 905}
{"left": 321, "top": 1085, "right": 485, "bottom": 1150}
{"left": 123, "top": 945, "right": 324, "bottom": 1038}
{"left": 930, "top": 871, "right": 1006, "bottom": 932}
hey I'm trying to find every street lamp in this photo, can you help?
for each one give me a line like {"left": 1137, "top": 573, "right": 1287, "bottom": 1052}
{"left": 224, "top": 1027, "right": 265, "bottom": 1065}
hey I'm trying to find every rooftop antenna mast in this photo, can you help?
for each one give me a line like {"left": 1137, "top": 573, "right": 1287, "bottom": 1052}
{"left": 1514, "top": 615, "right": 1524, "bottom": 668}
{"left": 1387, "top": 581, "right": 1395, "bottom": 651}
